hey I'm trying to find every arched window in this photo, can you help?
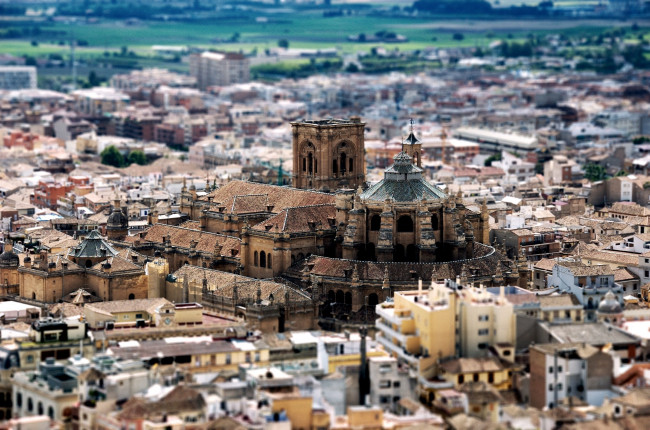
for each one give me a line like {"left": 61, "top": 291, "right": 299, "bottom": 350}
{"left": 333, "top": 159, "right": 338, "bottom": 174}
{"left": 431, "top": 214, "right": 439, "bottom": 229}
{"left": 31, "top": 292, "right": 36, "bottom": 300}
{"left": 48, "top": 406, "right": 54, "bottom": 420}
{"left": 336, "top": 290, "right": 344, "bottom": 303}
{"left": 340, "top": 153, "right": 347, "bottom": 174}
{"left": 37, "top": 401, "right": 43, "bottom": 415}
{"left": 349, "top": 158, "right": 354, "bottom": 173}
{"left": 308, "top": 153, "right": 313, "bottom": 174}
{"left": 314, "top": 158, "right": 318, "bottom": 173}
{"left": 254, "top": 251, "right": 258, "bottom": 267}
{"left": 85, "top": 259, "right": 92, "bottom": 268}
{"left": 370, "top": 214, "right": 381, "bottom": 231}
{"left": 397, "top": 215, "right": 414, "bottom": 232}
{"left": 267, "top": 254, "right": 272, "bottom": 269}
{"left": 344, "top": 292, "right": 352, "bottom": 305}
{"left": 368, "top": 293, "right": 379, "bottom": 306}
{"left": 302, "top": 158, "right": 306, "bottom": 172}
{"left": 128, "top": 293, "right": 135, "bottom": 300}
{"left": 16, "top": 393, "right": 21, "bottom": 408}
{"left": 328, "top": 290, "right": 335, "bottom": 302}
{"left": 260, "top": 251, "right": 266, "bottom": 268}
{"left": 27, "top": 398, "right": 33, "bottom": 412}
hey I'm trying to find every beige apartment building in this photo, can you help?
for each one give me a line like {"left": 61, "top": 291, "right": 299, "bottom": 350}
{"left": 189, "top": 51, "right": 250, "bottom": 90}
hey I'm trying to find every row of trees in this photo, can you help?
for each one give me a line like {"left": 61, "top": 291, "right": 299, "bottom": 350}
{"left": 100, "top": 146, "right": 147, "bottom": 168}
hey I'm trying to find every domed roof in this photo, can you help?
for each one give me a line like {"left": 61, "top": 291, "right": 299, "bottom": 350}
{"left": 598, "top": 290, "right": 622, "bottom": 314}
{"left": 360, "top": 151, "right": 446, "bottom": 202}
{"left": 0, "top": 248, "right": 19, "bottom": 267}
{"left": 107, "top": 207, "right": 128, "bottom": 230}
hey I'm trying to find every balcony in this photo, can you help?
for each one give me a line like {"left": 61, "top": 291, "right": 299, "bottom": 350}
{"left": 376, "top": 334, "right": 417, "bottom": 365}
{"left": 376, "top": 320, "right": 408, "bottom": 345}
{"left": 376, "top": 306, "right": 413, "bottom": 327}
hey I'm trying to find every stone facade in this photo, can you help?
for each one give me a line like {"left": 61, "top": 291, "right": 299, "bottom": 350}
{"left": 291, "top": 118, "right": 366, "bottom": 191}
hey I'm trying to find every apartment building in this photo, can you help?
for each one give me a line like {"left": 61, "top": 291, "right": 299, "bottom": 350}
{"left": 0, "top": 66, "right": 36, "bottom": 90}
{"left": 189, "top": 51, "right": 250, "bottom": 90}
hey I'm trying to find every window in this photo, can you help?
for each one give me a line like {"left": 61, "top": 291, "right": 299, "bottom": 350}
{"left": 473, "top": 373, "right": 479, "bottom": 382}
{"left": 478, "top": 315, "right": 489, "bottom": 322}
{"left": 478, "top": 329, "right": 489, "bottom": 336}
{"left": 245, "top": 352, "right": 251, "bottom": 363}
{"left": 458, "top": 374, "right": 464, "bottom": 384}
{"left": 379, "top": 396, "right": 390, "bottom": 404}
{"left": 549, "top": 384, "right": 554, "bottom": 391}
{"left": 370, "top": 214, "right": 381, "bottom": 231}
{"left": 254, "top": 251, "right": 258, "bottom": 267}
{"left": 260, "top": 251, "right": 266, "bottom": 268}
{"left": 396, "top": 215, "right": 414, "bottom": 233}
{"left": 549, "top": 366, "right": 553, "bottom": 373}
{"left": 255, "top": 352, "right": 260, "bottom": 362}
{"left": 135, "top": 313, "right": 143, "bottom": 319}
{"left": 488, "top": 372, "right": 494, "bottom": 383}
{"left": 267, "top": 254, "right": 272, "bottom": 269}
{"left": 226, "top": 354, "right": 231, "bottom": 364}
{"left": 379, "top": 380, "right": 391, "bottom": 389}
{"left": 393, "top": 381, "right": 400, "bottom": 388}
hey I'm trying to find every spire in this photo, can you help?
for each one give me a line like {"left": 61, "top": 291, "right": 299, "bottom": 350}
{"left": 182, "top": 176, "right": 187, "bottom": 193}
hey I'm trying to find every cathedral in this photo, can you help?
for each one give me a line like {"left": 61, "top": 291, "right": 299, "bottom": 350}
{"left": 176, "top": 117, "right": 521, "bottom": 325}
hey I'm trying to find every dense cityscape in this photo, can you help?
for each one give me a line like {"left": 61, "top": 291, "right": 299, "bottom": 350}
{"left": 1, "top": 0, "right": 650, "bottom": 429}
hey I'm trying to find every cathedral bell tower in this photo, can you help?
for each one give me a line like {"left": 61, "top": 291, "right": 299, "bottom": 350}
{"left": 402, "top": 119, "right": 422, "bottom": 168}
{"left": 291, "top": 117, "right": 366, "bottom": 191}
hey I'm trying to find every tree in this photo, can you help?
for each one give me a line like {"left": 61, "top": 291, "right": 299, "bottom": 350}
{"left": 484, "top": 152, "right": 502, "bottom": 166}
{"left": 583, "top": 163, "right": 607, "bottom": 182}
{"left": 452, "top": 33, "right": 464, "bottom": 41}
{"left": 278, "top": 39, "right": 289, "bottom": 49}
{"left": 101, "top": 145, "right": 125, "bottom": 168}
{"left": 346, "top": 63, "right": 359, "bottom": 73}
{"left": 127, "top": 150, "right": 147, "bottom": 166}
{"left": 88, "top": 71, "right": 101, "bottom": 87}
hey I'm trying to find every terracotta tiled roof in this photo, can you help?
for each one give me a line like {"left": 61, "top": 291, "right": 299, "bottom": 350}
{"left": 141, "top": 224, "right": 241, "bottom": 258}
{"left": 297, "top": 244, "right": 508, "bottom": 282}
{"left": 609, "top": 202, "right": 650, "bottom": 217}
{"left": 201, "top": 180, "right": 334, "bottom": 214}
{"left": 172, "top": 265, "right": 311, "bottom": 305}
{"left": 88, "top": 256, "right": 143, "bottom": 274}
{"left": 577, "top": 249, "right": 639, "bottom": 267}
{"left": 614, "top": 268, "right": 638, "bottom": 282}
{"left": 534, "top": 258, "right": 557, "bottom": 272}
{"left": 251, "top": 204, "right": 336, "bottom": 233}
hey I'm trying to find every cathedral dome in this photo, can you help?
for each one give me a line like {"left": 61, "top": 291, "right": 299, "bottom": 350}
{"left": 598, "top": 290, "right": 622, "bottom": 314}
{"left": 107, "top": 207, "right": 128, "bottom": 230}
{"left": 360, "top": 151, "right": 446, "bottom": 202}
{"left": 0, "top": 248, "right": 19, "bottom": 268}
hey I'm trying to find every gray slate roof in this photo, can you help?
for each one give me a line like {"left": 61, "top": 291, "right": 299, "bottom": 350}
{"left": 70, "top": 230, "right": 118, "bottom": 258}
{"left": 361, "top": 152, "right": 446, "bottom": 202}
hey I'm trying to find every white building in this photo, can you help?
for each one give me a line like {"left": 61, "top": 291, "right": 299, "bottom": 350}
{"left": 0, "top": 67, "right": 37, "bottom": 90}
{"left": 492, "top": 150, "right": 536, "bottom": 187}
